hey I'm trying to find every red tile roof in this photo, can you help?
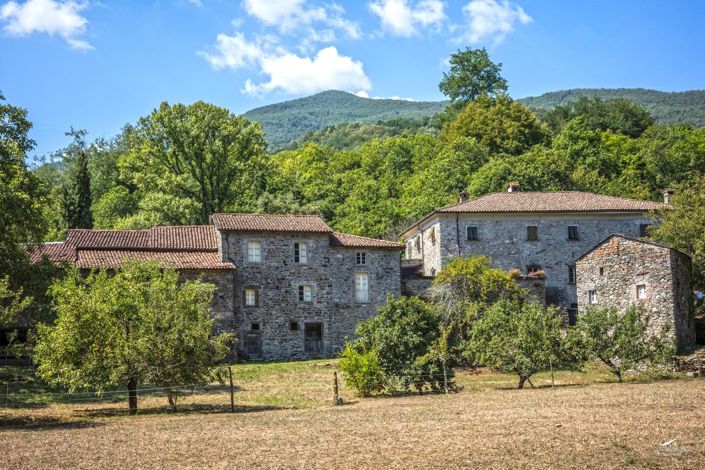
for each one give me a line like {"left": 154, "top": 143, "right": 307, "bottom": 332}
{"left": 65, "top": 225, "right": 218, "bottom": 251}
{"left": 330, "top": 232, "right": 404, "bottom": 249}
{"left": 211, "top": 213, "right": 332, "bottom": 233}
{"left": 76, "top": 250, "right": 233, "bottom": 270}
{"left": 27, "top": 242, "right": 75, "bottom": 264}
{"left": 438, "top": 191, "right": 666, "bottom": 214}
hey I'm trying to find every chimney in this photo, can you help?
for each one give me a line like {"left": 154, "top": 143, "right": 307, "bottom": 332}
{"left": 663, "top": 188, "right": 674, "bottom": 205}
{"left": 458, "top": 191, "right": 469, "bottom": 203}
{"left": 508, "top": 181, "right": 520, "bottom": 193}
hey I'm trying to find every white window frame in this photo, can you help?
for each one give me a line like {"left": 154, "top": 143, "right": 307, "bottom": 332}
{"left": 636, "top": 284, "right": 646, "bottom": 300}
{"left": 244, "top": 288, "right": 258, "bottom": 307}
{"left": 299, "top": 284, "right": 312, "bottom": 303}
{"left": 355, "top": 272, "right": 369, "bottom": 303}
{"left": 356, "top": 252, "right": 367, "bottom": 265}
{"left": 588, "top": 290, "right": 598, "bottom": 305}
{"left": 294, "top": 242, "right": 307, "bottom": 264}
{"left": 247, "top": 240, "right": 262, "bottom": 263}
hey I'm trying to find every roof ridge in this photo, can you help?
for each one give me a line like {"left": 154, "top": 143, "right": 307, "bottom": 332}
{"left": 212, "top": 212, "right": 324, "bottom": 217}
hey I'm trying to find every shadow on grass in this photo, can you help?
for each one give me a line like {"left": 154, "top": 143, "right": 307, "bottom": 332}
{"left": 0, "top": 414, "right": 105, "bottom": 432}
{"left": 77, "top": 402, "right": 289, "bottom": 419}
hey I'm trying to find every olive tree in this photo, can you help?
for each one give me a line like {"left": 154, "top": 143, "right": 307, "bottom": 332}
{"left": 34, "top": 261, "right": 234, "bottom": 413}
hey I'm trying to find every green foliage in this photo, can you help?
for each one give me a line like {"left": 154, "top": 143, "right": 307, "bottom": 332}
{"left": 571, "top": 306, "right": 675, "bottom": 382}
{"left": 60, "top": 129, "right": 93, "bottom": 229}
{"left": 244, "top": 90, "right": 447, "bottom": 151}
{"left": 34, "top": 261, "right": 234, "bottom": 412}
{"left": 442, "top": 96, "right": 550, "bottom": 156}
{"left": 540, "top": 96, "right": 654, "bottom": 137}
{"left": 123, "top": 101, "right": 267, "bottom": 225}
{"left": 439, "top": 47, "right": 508, "bottom": 110}
{"left": 352, "top": 296, "right": 448, "bottom": 392}
{"left": 650, "top": 178, "right": 705, "bottom": 292}
{"left": 468, "top": 300, "right": 575, "bottom": 388}
{"left": 339, "top": 344, "right": 385, "bottom": 397}
{"left": 521, "top": 88, "right": 705, "bottom": 128}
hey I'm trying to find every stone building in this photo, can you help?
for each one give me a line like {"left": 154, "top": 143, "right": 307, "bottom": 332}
{"left": 31, "top": 214, "right": 403, "bottom": 361}
{"left": 401, "top": 187, "right": 666, "bottom": 321}
{"left": 575, "top": 235, "right": 695, "bottom": 351}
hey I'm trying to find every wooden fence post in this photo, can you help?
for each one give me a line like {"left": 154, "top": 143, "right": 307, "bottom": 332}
{"left": 229, "top": 365, "right": 235, "bottom": 413}
{"left": 333, "top": 371, "right": 342, "bottom": 405}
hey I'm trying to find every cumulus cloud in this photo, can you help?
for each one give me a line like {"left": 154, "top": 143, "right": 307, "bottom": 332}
{"left": 201, "top": 33, "right": 370, "bottom": 96}
{"left": 0, "top": 0, "right": 92, "bottom": 49}
{"left": 460, "top": 0, "right": 531, "bottom": 44}
{"left": 368, "top": 0, "right": 445, "bottom": 37}
{"left": 242, "top": 0, "right": 360, "bottom": 39}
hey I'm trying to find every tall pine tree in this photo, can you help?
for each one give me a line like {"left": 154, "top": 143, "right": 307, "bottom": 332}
{"left": 61, "top": 129, "right": 93, "bottom": 229}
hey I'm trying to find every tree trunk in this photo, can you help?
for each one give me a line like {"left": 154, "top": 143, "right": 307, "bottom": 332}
{"left": 128, "top": 378, "right": 138, "bottom": 415}
{"left": 615, "top": 370, "right": 623, "bottom": 383}
{"left": 167, "top": 391, "right": 177, "bottom": 413}
{"left": 518, "top": 376, "right": 527, "bottom": 389}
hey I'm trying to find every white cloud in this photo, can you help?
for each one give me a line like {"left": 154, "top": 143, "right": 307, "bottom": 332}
{"left": 0, "top": 0, "right": 92, "bottom": 49}
{"left": 242, "top": 0, "right": 360, "bottom": 39}
{"left": 354, "top": 90, "right": 369, "bottom": 98}
{"left": 201, "top": 33, "right": 371, "bottom": 96}
{"left": 368, "top": 0, "right": 445, "bottom": 37}
{"left": 460, "top": 0, "right": 531, "bottom": 44}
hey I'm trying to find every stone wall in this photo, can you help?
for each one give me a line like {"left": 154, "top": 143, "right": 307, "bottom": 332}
{"left": 413, "top": 212, "right": 652, "bottom": 308}
{"left": 575, "top": 236, "right": 695, "bottom": 351}
{"left": 220, "top": 231, "right": 401, "bottom": 361}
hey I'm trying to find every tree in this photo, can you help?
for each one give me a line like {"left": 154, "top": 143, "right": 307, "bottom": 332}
{"left": 61, "top": 128, "right": 93, "bottom": 229}
{"left": 571, "top": 306, "right": 674, "bottom": 382}
{"left": 442, "top": 96, "right": 550, "bottom": 156}
{"left": 339, "top": 344, "right": 385, "bottom": 397}
{"left": 122, "top": 101, "right": 267, "bottom": 225}
{"left": 439, "top": 47, "right": 508, "bottom": 110}
{"left": 34, "top": 261, "right": 234, "bottom": 414}
{"left": 468, "top": 300, "right": 574, "bottom": 388}
{"left": 650, "top": 178, "right": 705, "bottom": 293}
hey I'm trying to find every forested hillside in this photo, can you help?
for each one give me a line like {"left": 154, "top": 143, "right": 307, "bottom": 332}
{"left": 243, "top": 90, "right": 447, "bottom": 150}
{"left": 519, "top": 88, "right": 705, "bottom": 127}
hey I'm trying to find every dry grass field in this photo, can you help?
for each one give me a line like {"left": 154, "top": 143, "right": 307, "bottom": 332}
{"left": 2, "top": 361, "right": 705, "bottom": 469}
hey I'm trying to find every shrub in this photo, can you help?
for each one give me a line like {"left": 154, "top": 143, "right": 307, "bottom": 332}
{"left": 339, "top": 344, "right": 385, "bottom": 397}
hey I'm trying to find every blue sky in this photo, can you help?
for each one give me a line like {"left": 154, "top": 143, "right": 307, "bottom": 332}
{"left": 1, "top": 0, "right": 704, "bottom": 158}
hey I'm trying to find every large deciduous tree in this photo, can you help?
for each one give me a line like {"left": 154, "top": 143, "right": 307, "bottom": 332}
{"left": 439, "top": 47, "right": 508, "bottom": 109}
{"left": 35, "top": 261, "right": 234, "bottom": 414}
{"left": 123, "top": 101, "right": 267, "bottom": 225}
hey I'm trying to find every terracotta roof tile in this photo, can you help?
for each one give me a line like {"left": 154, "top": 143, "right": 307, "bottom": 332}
{"left": 211, "top": 213, "right": 332, "bottom": 233}
{"left": 330, "top": 232, "right": 404, "bottom": 249}
{"left": 65, "top": 225, "right": 218, "bottom": 251}
{"left": 65, "top": 229, "right": 150, "bottom": 249}
{"left": 27, "top": 242, "right": 75, "bottom": 263}
{"left": 438, "top": 191, "right": 666, "bottom": 214}
{"left": 76, "top": 250, "right": 234, "bottom": 270}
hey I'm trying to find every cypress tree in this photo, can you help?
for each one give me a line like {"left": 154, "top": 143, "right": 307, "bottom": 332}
{"left": 61, "top": 130, "right": 93, "bottom": 229}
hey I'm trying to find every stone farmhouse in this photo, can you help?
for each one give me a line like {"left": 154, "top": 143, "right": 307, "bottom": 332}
{"left": 32, "top": 214, "right": 403, "bottom": 361}
{"left": 576, "top": 235, "right": 695, "bottom": 351}
{"left": 400, "top": 185, "right": 667, "bottom": 324}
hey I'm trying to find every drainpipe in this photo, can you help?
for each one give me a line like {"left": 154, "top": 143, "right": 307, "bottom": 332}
{"left": 455, "top": 213, "right": 461, "bottom": 257}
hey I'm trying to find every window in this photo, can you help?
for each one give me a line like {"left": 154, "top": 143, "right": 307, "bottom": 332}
{"left": 430, "top": 227, "right": 436, "bottom": 244}
{"left": 588, "top": 290, "right": 598, "bottom": 304}
{"left": 640, "top": 224, "right": 651, "bottom": 237}
{"left": 527, "top": 225, "right": 538, "bottom": 241}
{"left": 355, "top": 272, "right": 369, "bottom": 302}
{"left": 599, "top": 267, "right": 605, "bottom": 276}
{"left": 567, "top": 303, "right": 578, "bottom": 326}
{"left": 568, "top": 265, "right": 576, "bottom": 284}
{"left": 356, "top": 252, "right": 367, "bottom": 265}
{"left": 294, "top": 242, "right": 307, "bottom": 264}
{"left": 298, "top": 285, "right": 312, "bottom": 302}
{"left": 466, "top": 226, "right": 478, "bottom": 241}
{"left": 414, "top": 237, "right": 421, "bottom": 251}
{"left": 244, "top": 288, "right": 258, "bottom": 307}
{"left": 568, "top": 225, "right": 579, "bottom": 241}
{"left": 247, "top": 241, "right": 261, "bottom": 263}
{"left": 527, "top": 264, "right": 542, "bottom": 275}
{"left": 250, "top": 322, "right": 260, "bottom": 331}
{"left": 289, "top": 320, "right": 299, "bottom": 331}
{"left": 636, "top": 284, "right": 646, "bottom": 300}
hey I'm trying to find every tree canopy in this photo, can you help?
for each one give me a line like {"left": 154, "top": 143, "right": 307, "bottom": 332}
{"left": 439, "top": 47, "right": 508, "bottom": 108}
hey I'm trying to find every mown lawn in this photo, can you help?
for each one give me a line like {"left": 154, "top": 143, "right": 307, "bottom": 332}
{"left": 2, "top": 361, "right": 704, "bottom": 468}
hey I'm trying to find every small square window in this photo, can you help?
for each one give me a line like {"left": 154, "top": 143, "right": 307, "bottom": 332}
{"left": 294, "top": 242, "right": 307, "bottom": 264}
{"left": 599, "top": 267, "right": 605, "bottom": 276}
{"left": 467, "top": 226, "right": 478, "bottom": 241}
{"left": 356, "top": 252, "right": 367, "bottom": 265}
{"left": 568, "top": 265, "right": 576, "bottom": 284}
{"left": 244, "top": 288, "right": 258, "bottom": 307}
{"left": 568, "top": 225, "right": 579, "bottom": 240}
{"left": 289, "top": 320, "right": 299, "bottom": 331}
{"left": 588, "top": 290, "right": 598, "bottom": 304}
{"left": 640, "top": 224, "right": 651, "bottom": 237}
{"left": 247, "top": 241, "right": 262, "bottom": 263}
{"left": 527, "top": 226, "right": 538, "bottom": 241}
{"left": 299, "top": 285, "right": 312, "bottom": 302}
{"left": 251, "top": 322, "right": 260, "bottom": 331}
{"left": 636, "top": 284, "right": 646, "bottom": 300}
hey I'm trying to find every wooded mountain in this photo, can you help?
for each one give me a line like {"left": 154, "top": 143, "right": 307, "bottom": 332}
{"left": 244, "top": 88, "right": 705, "bottom": 151}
